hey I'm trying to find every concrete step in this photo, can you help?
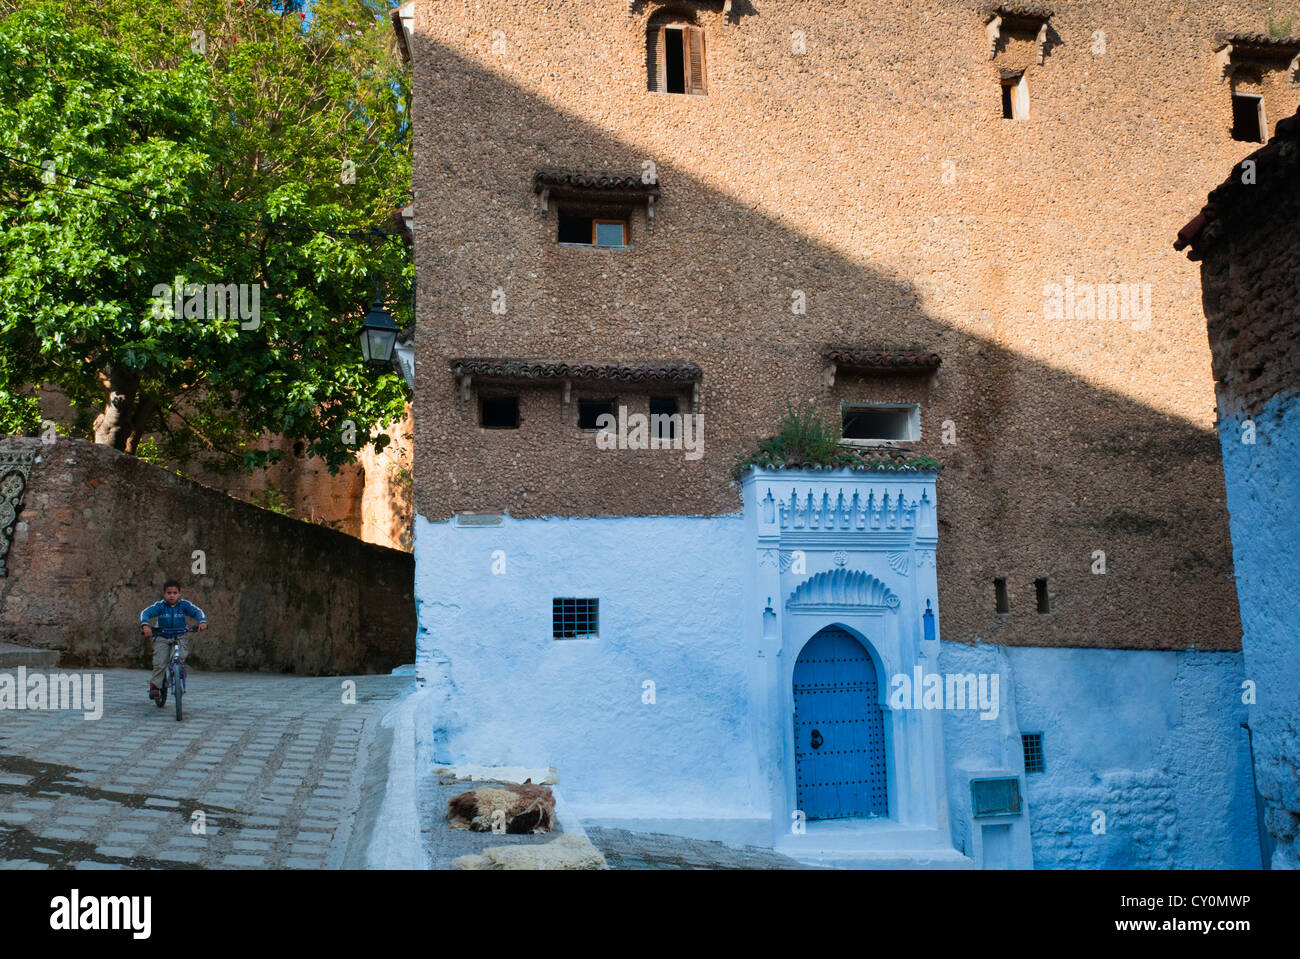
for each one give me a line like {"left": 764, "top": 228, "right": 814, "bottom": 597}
{"left": 0, "top": 643, "right": 60, "bottom": 669}
{"left": 776, "top": 822, "right": 978, "bottom": 869}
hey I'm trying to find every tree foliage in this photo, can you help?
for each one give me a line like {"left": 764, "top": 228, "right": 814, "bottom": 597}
{"left": 0, "top": 0, "right": 412, "bottom": 471}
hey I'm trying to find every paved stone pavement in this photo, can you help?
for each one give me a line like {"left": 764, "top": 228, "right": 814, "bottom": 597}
{"left": 0, "top": 668, "right": 412, "bottom": 869}
{"left": 586, "top": 826, "right": 818, "bottom": 869}
{"left": 419, "top": 776, "right": 565, "bottom": 870}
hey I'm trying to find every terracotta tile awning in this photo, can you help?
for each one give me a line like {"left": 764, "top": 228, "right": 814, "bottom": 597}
{"left": 450, "top": 359, "right": 701, "bottom": 384}
{"left": 823, "top": 348, "right": 942, "bottom": 374}
{"left": 1215, "top": 32, "right": 1300, "bottom": 57}
{"left": 984, "top": 5, "right": 1053, "bottom": 62}
{"left": 533, "top": 170, "right": 661, "bottom": 199}
{"left": 986, "top": 4, "right": 1053, "bottom": 25}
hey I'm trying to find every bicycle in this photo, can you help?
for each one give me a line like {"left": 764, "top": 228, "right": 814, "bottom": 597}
{"left": 154, "top": 625, "right": 198, "bottom": 722}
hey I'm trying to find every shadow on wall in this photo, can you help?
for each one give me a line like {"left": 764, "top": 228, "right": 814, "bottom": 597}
{"left": 0, "top": 437, "right": 415, "bottom": 674}
{"left": 410, "top": 17, "right": 1241, "bottom": 653}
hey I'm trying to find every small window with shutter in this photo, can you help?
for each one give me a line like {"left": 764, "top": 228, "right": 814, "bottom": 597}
{"left": 1000, "top": 71, "right": 1029, "bottom": 120}
{"left": 648, "top": 19, "right": 707, "bottom": 95}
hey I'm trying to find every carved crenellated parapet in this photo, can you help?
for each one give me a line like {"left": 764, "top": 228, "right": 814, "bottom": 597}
{"left": 774, "top": 484, "right": 927, "bottom": 533}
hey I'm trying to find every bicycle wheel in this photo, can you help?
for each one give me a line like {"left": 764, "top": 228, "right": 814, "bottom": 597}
{"left": 173, "top": 663, "right": 183, "bottom": 721}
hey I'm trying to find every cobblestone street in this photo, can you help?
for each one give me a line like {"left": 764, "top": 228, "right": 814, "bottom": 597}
{"left": 586, "top": 826, "right": 816, "bottom": 870}
{"left": 0, "top": 668, "right": 412, "bottom": 869}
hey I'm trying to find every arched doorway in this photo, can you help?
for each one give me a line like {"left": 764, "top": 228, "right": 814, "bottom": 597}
{"left": 792, "top": 626, "right": 888, "bottom": 820}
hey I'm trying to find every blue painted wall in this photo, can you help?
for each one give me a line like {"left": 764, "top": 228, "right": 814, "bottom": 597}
{"left": 938, "top": 641, "right": 1257, "bottom": 867}
{"left": 413, "top": 512, "right": 763, "bottom": 823}
{"left": 1217, "top": 393, "right": 1300, "bottom": 868}
{"left": 414, "top": 511, "right": 1261, "bottom": 865}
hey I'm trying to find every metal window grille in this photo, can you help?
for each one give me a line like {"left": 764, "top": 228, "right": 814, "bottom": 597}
{"left": 1022, "top": 732, "right": 1045, "bottom": 773}
{"left": 553, "top": 598, "right": 598, "bottom": 639}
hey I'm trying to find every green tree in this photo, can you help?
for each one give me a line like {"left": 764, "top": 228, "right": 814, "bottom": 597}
{"left": 0, "top": 1, "right": 411, "bottom": 471}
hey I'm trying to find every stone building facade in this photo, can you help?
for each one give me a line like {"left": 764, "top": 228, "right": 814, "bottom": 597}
{"left": 1177, "top": 109, "right": 1300, "bottom": 869}
{"left": 398, "top": 1, "right": 1291, "bottom": 866}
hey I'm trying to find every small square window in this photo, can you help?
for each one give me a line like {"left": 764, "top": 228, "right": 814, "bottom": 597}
{"left": 841, "top": 404, "right": 918, "bottom": 442}
{"left": 1231, "top": 93, "right": 1264, "bottom": 143}
{"left": 578, "top": 399, "right": 615, "bottom": 430}
{"left": 1022, "top": 732, "right": 1045, "bottom": 774}
{"left": 480, "top": 395, "right": 519, "bottom": 429}
{"left": 558, "top": 212, "right": 628, "bottom": 247}
{"left": 553, "top": 598, "right": 598, "bottom": 639}
{"left": 650, "top": 396, "right": 678, "bottom": 441}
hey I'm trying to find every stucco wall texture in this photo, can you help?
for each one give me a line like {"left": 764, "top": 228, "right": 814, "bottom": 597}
{"left": 0, "top": 438, "right": 415, "bottom": 675}
{"left": 938, "top": 642, "right": 1258, "bottom": 868}
{"left": 1190, "top": 121, "right": 1300, "bottom": 867}
{"left": 414, "top": 512, "right": 1258, "bottom": 865}
{"left": 407, "top": 1, "right": 1295, "bottom": 652}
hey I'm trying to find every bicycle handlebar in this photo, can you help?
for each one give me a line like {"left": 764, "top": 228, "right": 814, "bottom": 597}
{"left": 152, "top": 626, "right": 201, "bottom": 638}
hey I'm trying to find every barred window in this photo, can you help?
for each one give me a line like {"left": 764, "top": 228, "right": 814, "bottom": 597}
{"left": 1022, "top": 732, "right": 1045, "bottom": 773}
{"left": 553, "top": 598, "right": 598, "bottom": 639}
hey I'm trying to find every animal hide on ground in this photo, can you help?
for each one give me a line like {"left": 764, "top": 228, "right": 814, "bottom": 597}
{"left": 446, "top": 783, "right": 557, "bottom": 834}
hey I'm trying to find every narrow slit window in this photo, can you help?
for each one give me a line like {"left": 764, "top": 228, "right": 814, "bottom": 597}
{"left": 578, "top": 399, "right": 615, "bottom": 430}
{"left": 1231, "top": 93, "right": 1264, "bottom": 143}
{"left": 1001, "top": 72, "right": 1028, "bottom": 120}
{"left": 480, "top": 395, "right": 519, "bottom": 430}
{"left": 1035, "top": 578, "right": 1050, "bottom": 614}
{"left": 994, "top": 578, "right": 1010, "bottom": 614}
{"left": 553, "top": 598, "right": 598, "bottom": 639}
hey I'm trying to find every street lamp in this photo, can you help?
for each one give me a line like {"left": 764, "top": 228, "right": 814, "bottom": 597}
{"left": 358, "top": 292, "right": 398, "bottom": 368}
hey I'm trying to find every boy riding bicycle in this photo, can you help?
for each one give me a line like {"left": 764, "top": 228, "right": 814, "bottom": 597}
{"left": 140, "top": 580, "right": 208, "bottom": 701}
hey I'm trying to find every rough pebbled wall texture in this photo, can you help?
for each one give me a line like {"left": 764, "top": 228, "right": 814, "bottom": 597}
{"left": 0, "top": 438, "right": 415, "bottom": 674}
{"left": 405, "top": 0, "right": 1290, "bottom": 650}
{"left": 1185, "top": 112, "right": 1299, "bottom": 868}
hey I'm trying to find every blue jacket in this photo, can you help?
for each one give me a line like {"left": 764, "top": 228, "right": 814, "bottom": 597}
{"left": 140, "top": 599, "right": 206, "bottom": 634}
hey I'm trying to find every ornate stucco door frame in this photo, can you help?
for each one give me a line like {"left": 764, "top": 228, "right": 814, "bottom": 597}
{"left": 741, "top": 468, "right": 952, "bottom": 855}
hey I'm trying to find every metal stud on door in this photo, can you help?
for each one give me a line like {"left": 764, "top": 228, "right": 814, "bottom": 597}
{"left": 792, "top": 627, "right": 887, "bottom": 819}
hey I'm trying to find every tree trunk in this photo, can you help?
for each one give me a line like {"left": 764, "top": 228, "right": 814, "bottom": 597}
{"left": 124, "top": 397, "right": 158, "bottom": 455}
{"left": 92, "top": 364, "right": 139, "bottom": 450}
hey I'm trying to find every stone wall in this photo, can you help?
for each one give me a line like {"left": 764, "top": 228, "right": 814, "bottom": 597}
{"left": 33, "top": 386, "right": 414, "bottom": 552}
{"left": 404, "top": 0, "right": 1286, "bottom": 651}
{"left": 1180, "top": 112, "right": 1300, "bottom": 868}
{"left": 0, "top": 437, "right": 415, "bottom": 675}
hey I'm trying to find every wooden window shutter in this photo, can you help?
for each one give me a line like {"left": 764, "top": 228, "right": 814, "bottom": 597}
{"left": 1013, "top": 74, "right": 1029, "bottom": 120}
{"left": 685, "top": 26, "right": 707, "bottom": 94}
{"left": 648, "top": 26, "right": 667, "bottom": 93}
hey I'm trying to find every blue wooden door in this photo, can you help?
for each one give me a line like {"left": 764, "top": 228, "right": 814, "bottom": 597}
{"left": 793, "top": 626, "right": 888, "bottom": 820}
